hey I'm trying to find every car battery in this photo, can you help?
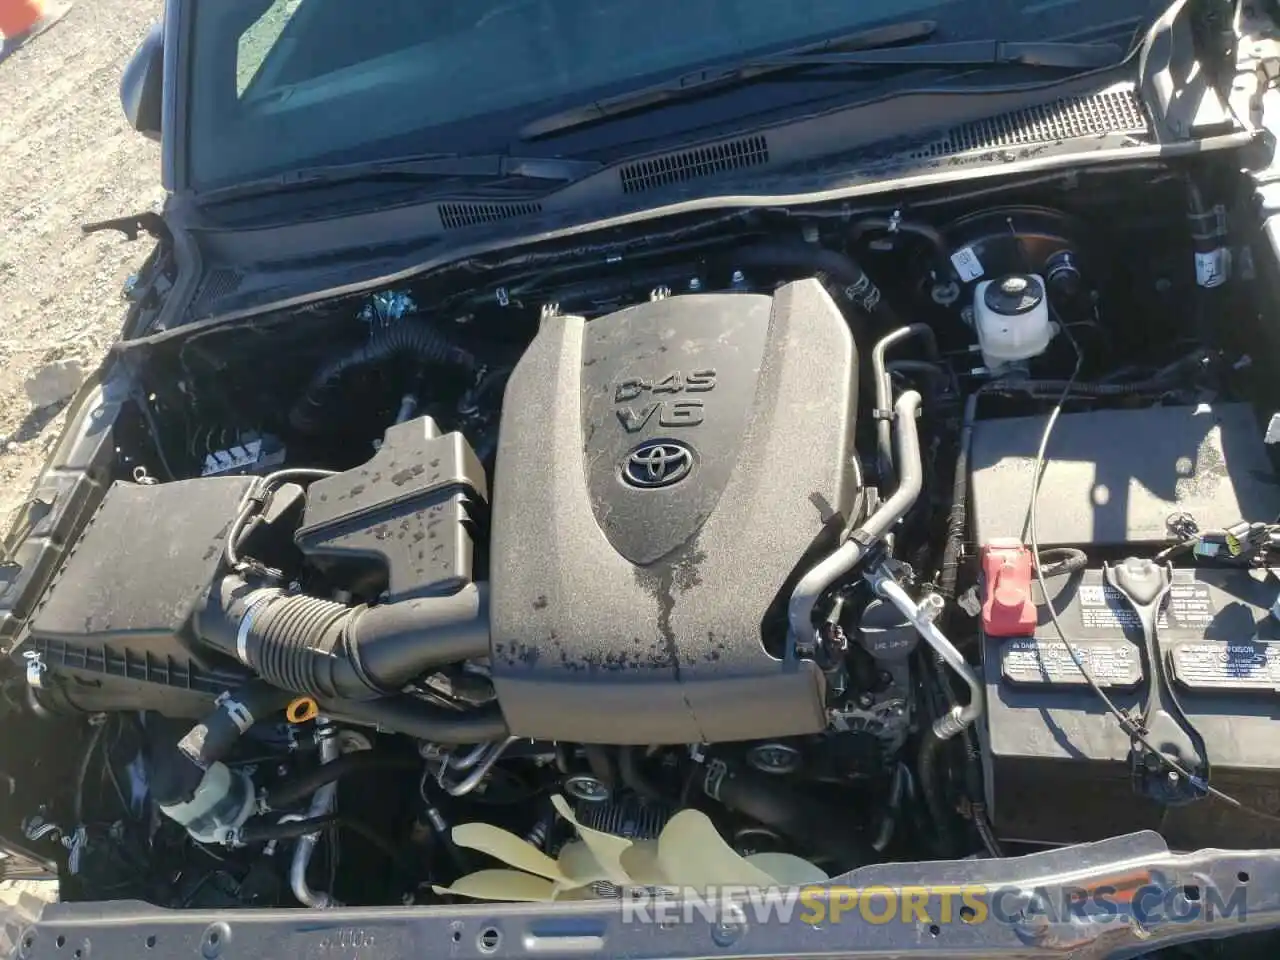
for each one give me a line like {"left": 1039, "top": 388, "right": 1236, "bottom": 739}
{"left": 982, "top": 564, "right": 1280, "bottom": 849}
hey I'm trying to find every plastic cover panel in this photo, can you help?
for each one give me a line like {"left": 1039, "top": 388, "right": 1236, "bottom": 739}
{"left": 619, "top": 135, "right": 769, "bottom": 194}
{"left": 580, "top": 294, "right": 773, "bottom": 564}
{"left": 489, "top": 280, "right": 857, "bottom": 744}
{"left": 969, "top": 403, "right": 1280, "bottom": 548}
{"left": 295, "top": 418, "right": 487, "bottom": 602}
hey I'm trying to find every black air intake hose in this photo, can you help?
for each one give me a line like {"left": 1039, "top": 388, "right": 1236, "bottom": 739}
{"left": 197, "top": 576, "right": 490, "bottom": 702}
{"left": 289, "top": 321, "right": 476, "bottom": 433}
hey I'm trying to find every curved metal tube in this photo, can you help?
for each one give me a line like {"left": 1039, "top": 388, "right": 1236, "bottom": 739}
{"left": 871, "top": 326, "right": 939, "bottom": 487}
{"left": 867, "top": 572, "right": 984, "bottom": 739}
{"left": 439, "top": 736, "right": 517, "bottom": 797}
{"left": 788, "top": 390, "right": 924, "bottom": 648}
{"left": 447, "top": 742, "right": 491, "bottom": 772}
{"left": 291, "top": 721, "right": 342, "bottom": 909}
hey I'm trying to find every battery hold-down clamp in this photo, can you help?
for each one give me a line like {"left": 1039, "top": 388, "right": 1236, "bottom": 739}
{"left": 1104, "top": 558, "right": 1210, "bottom": 807}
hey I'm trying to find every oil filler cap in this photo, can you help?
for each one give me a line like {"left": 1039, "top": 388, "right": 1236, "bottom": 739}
{"left": 981, "top": 540, "right": 1036, "bottom": 637}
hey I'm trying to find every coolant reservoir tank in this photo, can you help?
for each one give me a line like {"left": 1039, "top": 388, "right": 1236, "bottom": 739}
{"left": 973, "top": 273, "right": 1054, "bottom": 370}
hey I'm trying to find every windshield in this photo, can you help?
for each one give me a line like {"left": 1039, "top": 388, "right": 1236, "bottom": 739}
{"left": 186, "top": 0, "right": 1159, "bottom": 192}
{"left": 188, "top": 0, "right": 964, "bottom": 189}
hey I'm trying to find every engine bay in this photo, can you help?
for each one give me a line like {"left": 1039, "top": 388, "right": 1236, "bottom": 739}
{"left": 11, "top": 162, "right": 1280, "bottom": 911}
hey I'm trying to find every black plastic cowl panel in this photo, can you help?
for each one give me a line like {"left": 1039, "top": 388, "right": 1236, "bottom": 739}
{"left": 490, "top": 280, "right": 858, "bottom": 744}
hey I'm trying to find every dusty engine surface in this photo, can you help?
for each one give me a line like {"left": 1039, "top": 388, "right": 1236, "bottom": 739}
{"left": 21, "top": 281, "right": 857, "bottom": 747}
{"left": 490, "top": 279, "right": 858, "bottom": 744}
{"left": 15, "top": 168, "right": 1280, "bottom": 923}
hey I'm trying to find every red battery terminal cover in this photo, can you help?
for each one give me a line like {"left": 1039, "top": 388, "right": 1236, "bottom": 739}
{"left": 981, "top": 539, "right": 1036, "bottom": 637}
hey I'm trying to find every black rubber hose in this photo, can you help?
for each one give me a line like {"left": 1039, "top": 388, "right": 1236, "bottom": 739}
{"left": 177, "top": 680, "right": 293, "bottom": 769}
{"left": 320, "top": 696, "right": 509, "bottom": 744}
{"left": 196, "top": 577, "right": 490, "bottom": 701}
{"left": 238, "top": 815, "right": 409, "bottom": 876}
{"left": 1034, "top": 547, "right": 1088, "bottom": 579}
{"left": 728, "top": 242, "right": 898, "bottom": 323}
{"left": 705, "top": 764, "right": 870, "bottom": 867}
{"left": 939, "top": 392, "right": 978, "bottom": 605}
{"left": 619, "top": 747, "right": 671, "bottom": 805}
{"left": 72, "top": 722, "right": 108, "bottom": 825}
{"left": 289, "top": 321, "right": 476, "bottom": 434}
{"left": 264, "top": 753, "right": 423, "bottom": 811}
{"left": 917, "top": 729, "right": 955, "bottom": 857}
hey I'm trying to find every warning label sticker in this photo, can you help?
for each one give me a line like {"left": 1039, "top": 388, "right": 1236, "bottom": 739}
{"left": 1002, "top": 638, "right": 1142, "bottom": 688}
{"left": 1074, "top": 582, "right": 1216, "bottom": 633}
{"left": 1170, "top": 641, "right": 1280, "bottom": 692}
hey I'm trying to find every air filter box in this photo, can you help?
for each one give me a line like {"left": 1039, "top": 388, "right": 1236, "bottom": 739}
{"left": 22, "top": 477, "right": 261, "bottom": 717}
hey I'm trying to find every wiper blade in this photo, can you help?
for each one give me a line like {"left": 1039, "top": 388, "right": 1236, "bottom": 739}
{"left": 520, "top": 18, "right": 938, "bottom": 139}
{"left": 521, "top": 23, "right": 1122, "bottom": 139}
{"left": 197, "top": 154, "right": 603, "bottom": 203}
{"left": 763, "top": 39, "right": 1123, "bottom": 69}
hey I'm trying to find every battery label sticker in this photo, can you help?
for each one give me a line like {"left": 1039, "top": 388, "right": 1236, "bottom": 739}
{"left": 1002, "top": 638, "right": 1142, "bottom": 688}
{"left": 1170, "top": 641, "right": 1280, "bottom": 692}
{"left": 1075, "top": 582, "right": 1215, "bottom": 632}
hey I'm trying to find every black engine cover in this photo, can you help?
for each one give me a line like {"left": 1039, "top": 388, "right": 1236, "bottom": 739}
{"left": 489, "top": 280, "right": 858, "bottom": 744}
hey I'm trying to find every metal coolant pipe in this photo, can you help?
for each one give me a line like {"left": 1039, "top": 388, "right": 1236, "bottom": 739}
{"left": 289, "top": 726, "right": 372, "bottom": 908}
{"left": 290, "top": 720, "right": 341, "bottom": 908}
{"left": 871, "top": 325, "right": 938, "bottom": 488}
{"left": 787, "top": 390, "right": 924, "bottom": 648}
{"left": 867, "top": 571, "right": 984, "bottom": 739}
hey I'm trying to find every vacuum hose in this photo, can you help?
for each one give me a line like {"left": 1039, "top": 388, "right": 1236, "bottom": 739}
{"left": 289, "top": 321, "right": 476, "bottom": 434}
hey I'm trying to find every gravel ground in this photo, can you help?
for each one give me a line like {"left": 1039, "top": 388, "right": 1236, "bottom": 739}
{"left": 0, "top": 0, "right": 163, "bottom": 915}
{"left": 0, "top": 0, "right": 165, "bottom": 533}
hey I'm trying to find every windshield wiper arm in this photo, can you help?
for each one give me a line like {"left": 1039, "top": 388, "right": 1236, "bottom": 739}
{"left": 763, "top": 39, "right": 1123, "bottom": 69}
{"left": 198, "top": 154, "right": 603, "bottom": 203}
{"left": 519, "top": 18, "right": 939, "bottom": 139}
{"left": 521, "top": 24, "right": 1122, "bottom": 139}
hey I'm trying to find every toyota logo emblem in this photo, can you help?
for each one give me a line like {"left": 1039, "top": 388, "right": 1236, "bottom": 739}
{"left": 623, "top": 440, "right": 694, "bottom": 488}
